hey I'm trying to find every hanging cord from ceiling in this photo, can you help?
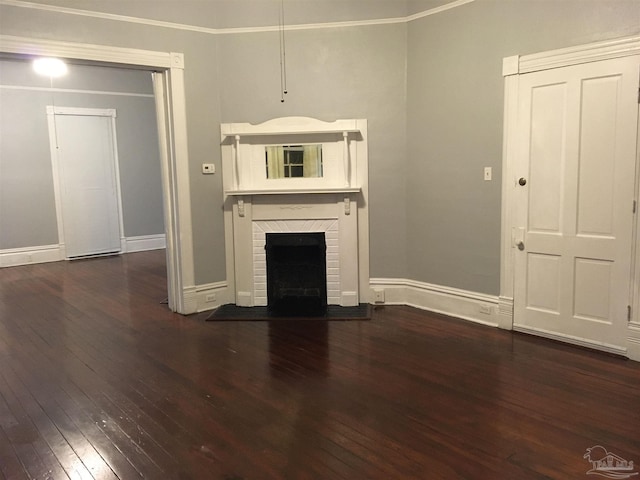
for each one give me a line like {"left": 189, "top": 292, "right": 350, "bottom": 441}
{"left": 279, "top": 0, "right": 288, "bottom": 102}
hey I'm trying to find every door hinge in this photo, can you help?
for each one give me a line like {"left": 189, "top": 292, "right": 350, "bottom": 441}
{"left": 628, "top": 305, "right": 632, "bottom": 322}
{"left": 634, "top": 199, "right": 637, "bottom": 214}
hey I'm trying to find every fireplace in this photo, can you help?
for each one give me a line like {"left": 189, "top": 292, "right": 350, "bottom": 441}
{"left": 220, "top": 117, "right": 370, "bottom": 308}
{"left": 266, "top": 232, "right": 327, "bottom": 314}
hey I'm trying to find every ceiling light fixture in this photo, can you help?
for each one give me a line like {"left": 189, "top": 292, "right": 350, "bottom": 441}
{"left": 33, "top": 57, "right": 68, "bottom": 78}
{"left": 32, "top": 57, "right": 68, "bottom": 150}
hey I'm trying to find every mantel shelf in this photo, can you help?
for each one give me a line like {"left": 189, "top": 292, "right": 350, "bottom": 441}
{"left": 222, "top": 128, "right": 360, "bottom": 138}
{"left": 225, "top": 187, "right": 361, "bottom": 196}
{"left": 221, "top": 118, "right": 361, "bottom": 139}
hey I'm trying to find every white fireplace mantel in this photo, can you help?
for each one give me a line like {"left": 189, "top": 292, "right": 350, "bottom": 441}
{"left": 221, "top": 116, "right": 365, "bottom": 194}
{"left": 220, "top": 116, "right": 370, "bottom": 307}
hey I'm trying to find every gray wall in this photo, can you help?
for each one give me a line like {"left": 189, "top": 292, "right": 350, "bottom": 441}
{"left": 0, "top": 59, "right": 164, "bottom": 249}
{"left": 406, "top": 0, "right": 640, "bottom": 295}
{"left": 0, "top": 2, "right": 408, "bottom": 284}
{"left": 217, "top": 24, "right": 408, "bottom": 278}
{"left": 0, "top": 4, "right": 225, "bottom": 284}
{"left": 2, "top": 0, "right": 638, "bottom": 294}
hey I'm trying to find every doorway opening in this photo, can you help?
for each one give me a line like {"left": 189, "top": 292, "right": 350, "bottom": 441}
{"left": 0, "top": 36, "right": 193, "bottom": 313}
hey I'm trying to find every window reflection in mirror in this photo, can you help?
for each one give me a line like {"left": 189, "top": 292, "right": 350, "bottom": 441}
{"left": 265, "top": 145, "right": 323, "bottom": 179}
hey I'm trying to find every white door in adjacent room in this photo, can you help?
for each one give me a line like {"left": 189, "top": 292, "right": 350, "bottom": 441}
{"left": 513, "top": 56, "right": 639, "bottom": 353}
{"left": 50, "top": 108, "right": 122, "bottom": 258}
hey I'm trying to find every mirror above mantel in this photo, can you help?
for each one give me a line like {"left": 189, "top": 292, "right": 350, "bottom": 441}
{"left": 266, "top": 144, "right": 323, "bottom": 179}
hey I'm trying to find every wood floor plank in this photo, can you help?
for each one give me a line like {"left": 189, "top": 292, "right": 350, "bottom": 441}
{"left": 4, "top": 317, "right": 165, "bottom": 479}
{"left": 0, "top": 397, "right": 31, "bottom": 480}
{"left": 0, "top": 372, "right": 71, "bottom": 480}
{"left": 1, "top": 250, "right": 639, "bottom": 479}
{"left": 0, "top": 308, "right": 127, "bottom": 479}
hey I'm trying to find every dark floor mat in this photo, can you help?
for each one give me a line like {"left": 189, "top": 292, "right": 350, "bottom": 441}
{"left": 206, "top": 303, "right": 372, "bottom": 321}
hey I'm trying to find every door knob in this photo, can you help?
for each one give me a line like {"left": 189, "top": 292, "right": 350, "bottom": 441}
{"left": 517, "top": 241, "right": 525, "bottom": 251}
{"left": 518, "top": 177, "right": 527, "bottom": 186}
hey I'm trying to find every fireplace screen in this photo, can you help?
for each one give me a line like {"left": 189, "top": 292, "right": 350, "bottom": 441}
{"left": 265, "top": 232, "right": 327, "bottom": 314}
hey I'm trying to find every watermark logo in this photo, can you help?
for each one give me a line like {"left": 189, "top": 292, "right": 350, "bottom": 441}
{"left": 584, "top": 446, "right": 638, "bottom": 479}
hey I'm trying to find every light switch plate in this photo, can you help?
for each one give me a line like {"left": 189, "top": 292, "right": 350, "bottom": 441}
{"left": 202, "top": 163, "right": 215, "bottom": 174}
{"left": 484, "top": 167, "right": 492, "bottom": 181}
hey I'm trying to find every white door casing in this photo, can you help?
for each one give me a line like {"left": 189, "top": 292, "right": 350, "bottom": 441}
{"left": 512, "top": 56, "right": 639, "bottom": 353}
{"left": 48, "top": 107, "right": 124, "bottom": 258}
{"left": 1, "top": 35, "right": 194, "bottom": 314}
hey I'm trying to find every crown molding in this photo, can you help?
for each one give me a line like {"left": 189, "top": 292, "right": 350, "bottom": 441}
{"left": 215, "top": 16, "right": 407, "bottom": 35}
{"left": 406, "top": 0, "right": 475, "bottom": 22}
{"left": 0, "top": 0, "right": 475, "bottom": 35}
{"left": 0, "top": 0, "right": 220, "bottom": 35}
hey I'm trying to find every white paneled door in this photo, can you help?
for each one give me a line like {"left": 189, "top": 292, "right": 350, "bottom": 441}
{"left": 52, "top": 109, "right": 122, "bottom": 258}
{"left": 514, "top": 56, "right": 639, "bottom": 352}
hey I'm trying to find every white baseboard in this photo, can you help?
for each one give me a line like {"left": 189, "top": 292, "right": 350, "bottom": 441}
{"left": 497, "top": 296, "right": 514, "bottom": 330}
{"left": 514, "top": 323, "right": 628, "bottom": 357}
{"left": 0, "top": 244, "right": 64, "bottom": 267}
{"left": 123, "top": 234, "right": 166, "bottom": 253}
{"left": 628, "top": 323, "right": 640, "bottom": 362}
{"left": 183, "top": 281, "right": 230, "bottom": 314}
{"left": 370, "top": 278, "right": 640, "bottom": 360}
{"left": 370, "top": 278, "right": 501, "bottom": 328}
{"left": 341, "top": 291, "right": 359, "bottom": 306}
{"left": 1, "top": 234, "right": 165, "bottom": 268}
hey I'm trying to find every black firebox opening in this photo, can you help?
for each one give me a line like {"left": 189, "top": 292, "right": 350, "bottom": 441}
{"left": 265, "top": 232, "right": 327, "bottom": 315}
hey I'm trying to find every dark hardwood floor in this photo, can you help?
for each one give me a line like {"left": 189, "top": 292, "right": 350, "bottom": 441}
{"left": 0, "top": 250, "right": 638, "bottom": 479}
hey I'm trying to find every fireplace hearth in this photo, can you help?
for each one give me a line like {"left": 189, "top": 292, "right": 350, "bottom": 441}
{"left": 266, "top": 232, "right": 327, "bottom": 315}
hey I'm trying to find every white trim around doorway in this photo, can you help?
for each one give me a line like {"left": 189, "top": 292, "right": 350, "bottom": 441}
{"left": 0, "top": 34, "right": 194, "bottom": 314}
{"left": 501, "top": 35, "right": 640, "bottom": 361}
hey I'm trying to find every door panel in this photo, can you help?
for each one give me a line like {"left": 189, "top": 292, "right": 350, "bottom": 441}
{"left": 526, "top": 253, "right": 561, "bottom": 314}
{"left": 573, "top": 258, "right": 612, "bottom": 322}
{"left": 577, "top": 76, "right": 619, "bottom": 237}
{"left": 528, "top": 83, "right": 566, "bottom": 234}
{"left": 514, "top": 56, "right": 639, "bottom": 351}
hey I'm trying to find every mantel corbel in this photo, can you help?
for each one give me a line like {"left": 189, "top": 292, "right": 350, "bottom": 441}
{"left": 237, "top": 197, "right": 245, "bottom": 217}
{"left": 344, "top": 197, "right": 351, "bottom": 215}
